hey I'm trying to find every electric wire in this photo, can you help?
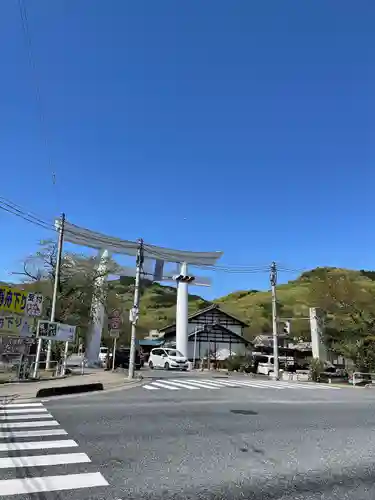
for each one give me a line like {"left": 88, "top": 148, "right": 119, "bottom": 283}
{"left": 0, "top": 197, "right": 304, "bottom": 276}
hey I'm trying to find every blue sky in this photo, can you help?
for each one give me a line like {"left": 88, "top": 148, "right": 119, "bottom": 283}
{"left": 0, "top": 1, "right": 373, "bottom": 299}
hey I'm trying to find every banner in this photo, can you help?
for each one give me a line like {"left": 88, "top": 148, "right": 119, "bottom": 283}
{"left": 37, "top": 321, "right": 76, "bottom": 342}
{"left": 0, "top": 315, "right": 34, "bottom": 337}
{"left": 0, "top": 336, "right": 34, "bottom": 355}
{"left": 25, "top": 293, "right": 44, "bottom": 317}
{"left": 0, "top": 286, "right": 28, "bottom": 314}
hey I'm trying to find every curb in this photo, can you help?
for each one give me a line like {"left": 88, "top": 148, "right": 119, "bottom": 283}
{"left": 33, "top": 379, "right": 144, "bottom": 401}
{"left": 36, "top": 383, "right": 104, "bottom": 398}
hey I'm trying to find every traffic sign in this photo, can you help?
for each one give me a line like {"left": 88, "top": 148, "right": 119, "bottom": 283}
{"left": 109, "top": 310, "right": 121, "bottom": 330}
{"left": 110, "top": 329, "right": 120, "bottom": 339}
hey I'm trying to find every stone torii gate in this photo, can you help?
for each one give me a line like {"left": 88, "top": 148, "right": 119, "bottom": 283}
{"left": 58, "top": 220, "right": 223, "bottom": 364}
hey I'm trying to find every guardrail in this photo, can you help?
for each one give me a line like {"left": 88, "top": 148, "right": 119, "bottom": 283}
{"left": 0, "top": 353, "right": 25, "bottom": 382}
{"left": 29, "top": 360, "right": 62, "bottom": 380}
{"left": 352, "top": 372, "right": 375, "bottom": 386}
{"left": 281, "top": 370, "right": 310, "bottom": 382}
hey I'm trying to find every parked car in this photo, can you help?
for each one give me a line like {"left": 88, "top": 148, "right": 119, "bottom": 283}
{"left": 148, "top": 348, "right": 189, "bottom": 371}
{"left": 108, "top": 347, "right": 142, "bottom": 370}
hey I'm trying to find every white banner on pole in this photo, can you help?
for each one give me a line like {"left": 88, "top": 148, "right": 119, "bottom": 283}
{"left": 25, "top": 293, "right": 44, "bottom": 317}
{"left": 37, "top": 321, "right": 76, "bottom": 342}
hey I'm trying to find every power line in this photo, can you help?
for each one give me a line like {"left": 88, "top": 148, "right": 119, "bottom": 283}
{"left": 0, "top": 197, "right": 304, "bottom": 277}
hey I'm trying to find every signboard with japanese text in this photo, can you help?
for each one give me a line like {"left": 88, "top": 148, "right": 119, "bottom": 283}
{"left": 56, "top": 323, "right": 76, "bottom": 342}
{"left": 0, "top": 315, "right": 34, "bottom": 337}
{"left": 0, "top": 336, "right": 34, "bottom": 355}
{"left": 37, "top": 321, "right": 58, "bottom": 339}
{"left": 25, "top": 293, "right": 44, "bottom": 317}
{"left": 37, "top": 321, "right": 76, "bottom": 342}
{"left": 0, "top": 286, "right": 28, "bottom": 315}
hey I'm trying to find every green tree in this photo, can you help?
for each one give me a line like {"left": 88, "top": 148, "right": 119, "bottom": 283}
{"left": 16, "top": 240, "right": 124, "bottom": 345}
{"left": 308, "top": 270, "right": 375, "bottom": 370}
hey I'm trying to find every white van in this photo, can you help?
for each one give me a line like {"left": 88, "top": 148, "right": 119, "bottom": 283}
{"left": 99, "top": 346, "right": 109, "bottom": 365}
{"left": 255, "top": 354, "right": 275, "bottom": 375}
{"left": 149, "top": 348, "right": 189, "bottom": 371}
{"left": 254, "top": 354, "right": 291, "bottom": 376}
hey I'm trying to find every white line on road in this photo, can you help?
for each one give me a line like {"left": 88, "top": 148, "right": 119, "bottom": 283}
{"left": 150, "top": 381, "right": 180, "bottom": 390}
{"left": 0, "top": 408, "right": 47, "bottom": 414}
{"left": 0, "top": 472, "right": 108, "bottom": 496}
{"left": 183, "top": 380, "right": 222, "bottom": 389}
{"left": 143, "top": 384, "right": 160, "bottom": 390}
{"left": 0, "top": 452, "right": 91, "bottom": 469}
{"left": 0, "top": 413, "right": 54, "bottom": 420}
{"left": 159, "top": 380, "right": 200, "bottom": 390}
{"left": 206, "top": 379, "right": 243, "bottom": 387}
{"left": 0, "top": 428, "right": 68, "bottom": 438}
{"left": 0, "top": 399, "right": 36, "bottom": 405}
{"left": 0, "top": 420, "right": 59, "bottom": 429}
{"left": 170, "top": 379, "right": 220, "bottom": 389}
{"left": 0, "top": 403, "right": 43, "bottom": 409}
{"left": 228, "top": 380, "right": 285, "bottom": 389}
{"left": 0, "top": 439, "right": 78, "bottom": 452}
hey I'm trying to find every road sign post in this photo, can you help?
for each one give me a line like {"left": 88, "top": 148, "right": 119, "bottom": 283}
{"left": 109, "top": 329, "right": 120, "bottom": 371}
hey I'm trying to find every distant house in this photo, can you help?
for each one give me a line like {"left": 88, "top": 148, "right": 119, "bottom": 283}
{"left": 159, "top": 304, "right": 250, "bottom": 361}
{"left": 252, "top": 334, "right": 291, "bottom": 349}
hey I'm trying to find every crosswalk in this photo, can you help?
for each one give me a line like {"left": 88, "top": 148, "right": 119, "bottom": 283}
{"left": 143, "top": 378, "right": 341, "bottom": 392}
{"left": 0, "top": 397, "right": 108, "bottom": 496}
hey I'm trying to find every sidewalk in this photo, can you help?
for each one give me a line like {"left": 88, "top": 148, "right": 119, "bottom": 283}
{"left": 0, "top": 369, "right": 142, "bottom": 400}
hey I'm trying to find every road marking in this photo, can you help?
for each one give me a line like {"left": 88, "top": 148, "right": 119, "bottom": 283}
{"left": 0, "top": 452, "right": 91, "bottom": 469}
{"left": 183, "top": 380, "right": 222, "bottom": 389}
{"left": 0, "top": 408, "right": 47, "bottom": 414}
{"left": 207, "top": 379, "right": 242, "bottom": 387}
{"left": 0, "top": 428, "right": 68, "bottom": 438}
{"left": 159, "top": 380, "right": 200, "bottom": 390}
{"left": 0, "top": 472, "right": 108, "bottom": 495}
{"left": 0, "top": 403, "right": 43, "bottom": 409}
{"left": 170, "top": 379, "right": 219, "bottom": 389}
{"left": 0, "top": 420, "right": 59, "bottom": 429}
{"left": 0, "top": 439, "right": 78, "bottom": 452}
{"left": 150, "top": 381, "right": 180, "bottom": 390}
{"left": 230, "top": 380, "right": 285, "bottom": 389}
{"left": 0, "top": 399, "right": 36, "bottom": 405}
{"left": 0, "top": 413, "right": 54, "bottom": 420}
{"left": 143, "top": 384, "right": 159, "bottom": 390}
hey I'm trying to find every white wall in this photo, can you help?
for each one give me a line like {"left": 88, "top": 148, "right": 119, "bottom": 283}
{"left": 186, "top": 340, "right": 247, "bottom": 360}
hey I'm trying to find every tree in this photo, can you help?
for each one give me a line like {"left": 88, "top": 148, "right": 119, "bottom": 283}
{"left": 15, "top": 240, "right": 126, "bottom": 346}
{"left": 308, "top": 270, "right": 375, "bottom": 371}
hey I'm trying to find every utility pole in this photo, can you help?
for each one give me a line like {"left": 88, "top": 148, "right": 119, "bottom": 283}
{"left": 270, "top": 261, "right": 279, "bottom": 380}
{"left": 128, "top": 238, "right": 144, "bottom": 380}
{"left": 34, "top": 213, "right": 65, "bottom": 378}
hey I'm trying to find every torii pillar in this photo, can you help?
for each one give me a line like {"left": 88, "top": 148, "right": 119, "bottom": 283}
{"left": 176, "top": 262, "right": 189, "bottom": 358}
{"left": 85, "top": 249, "right": 109, "bottom": 365}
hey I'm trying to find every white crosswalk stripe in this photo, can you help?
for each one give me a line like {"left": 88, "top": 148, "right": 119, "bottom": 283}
{"left": 143, "top": 378, "right": 341, "bottom": 392}
{"left": 0, "top": 400, "right": 108, "bottom": 496}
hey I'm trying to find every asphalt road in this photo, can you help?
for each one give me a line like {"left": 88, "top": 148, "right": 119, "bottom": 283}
{"left": 2, "top": 374, "right": 375, "bottom": 500}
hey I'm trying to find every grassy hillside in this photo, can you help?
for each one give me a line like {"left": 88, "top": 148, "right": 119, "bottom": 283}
{"left": 113, "top": 266, "right": 375, "bottom": 342}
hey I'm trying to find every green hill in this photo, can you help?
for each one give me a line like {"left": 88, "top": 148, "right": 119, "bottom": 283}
{"left": 110, "top": 266, "right": 375, "bottom": 344}
{"left": 12, "top": 264, "right": 375, "bottom": 348}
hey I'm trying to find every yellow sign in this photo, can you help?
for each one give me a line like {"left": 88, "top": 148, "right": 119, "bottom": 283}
{"left": 0, "top": 315, "right": 33, "bottom": 337}
{"left": 0, "top": 286, "right": 28, "bottom": 315}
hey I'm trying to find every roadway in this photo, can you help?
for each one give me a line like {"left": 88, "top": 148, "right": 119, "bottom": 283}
{"left": 1, "top": 371, "right": 375, "bottom": 499}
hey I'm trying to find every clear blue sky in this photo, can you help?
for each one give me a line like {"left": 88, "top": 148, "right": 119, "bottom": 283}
{"left": 0, "top": 1, "right": 373, "bottom": 299}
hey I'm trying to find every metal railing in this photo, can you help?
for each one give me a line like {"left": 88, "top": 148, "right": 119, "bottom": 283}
{"left": 0, "top": 353, "right": 24, "bottom": 383}
{"left": 29, "top": 360, "right": 62, "bottom": 380}
{"left": 351, "top": 372, "right": 375, "bottom": 387}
